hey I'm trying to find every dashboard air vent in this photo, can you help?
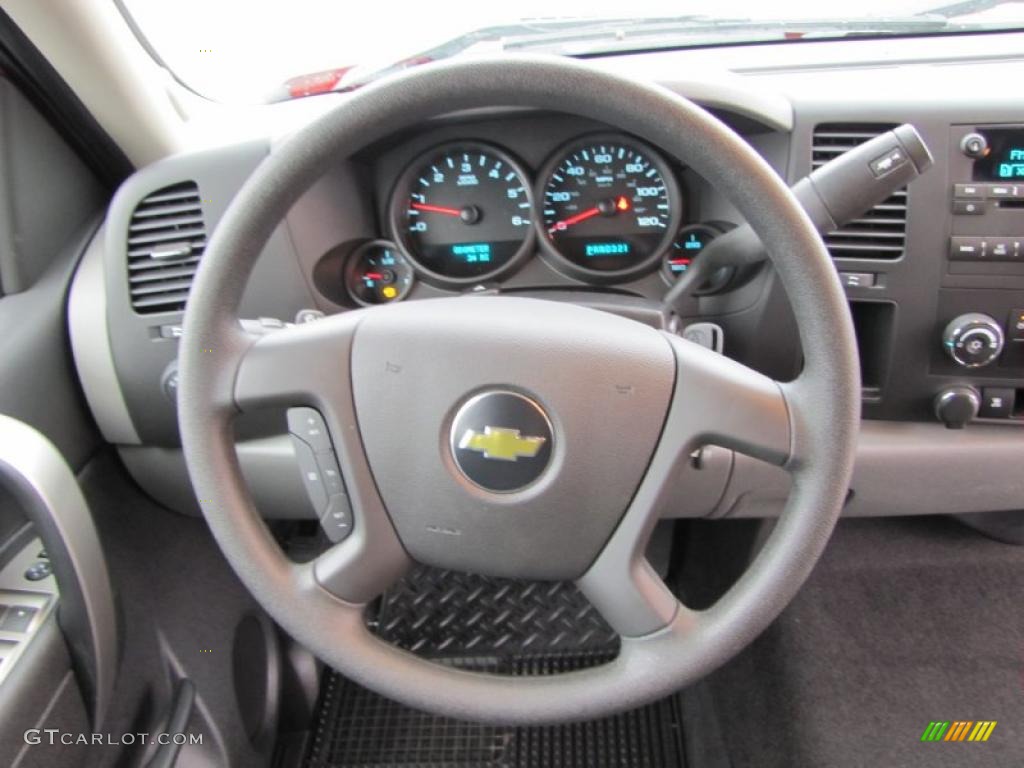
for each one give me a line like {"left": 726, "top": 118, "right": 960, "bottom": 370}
{"left": 126, "top": 181, "right": 206, "bottom": 314}
{"left": 812, "top": 123, "right": 906, "bottom": 259}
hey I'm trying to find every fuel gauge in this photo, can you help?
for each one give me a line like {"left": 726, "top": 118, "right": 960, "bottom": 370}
{"left": 345, "top": 240, "right": 414, "bottom": 306}
{"left": 663, "top": 224, "right": 719, "bottom": 281}
{"left": 663, "top": 222, "right": 734, "bottom": 294}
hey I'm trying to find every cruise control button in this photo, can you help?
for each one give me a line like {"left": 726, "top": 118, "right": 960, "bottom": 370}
{"left": 0, "top": 605, "right": 37, "bottom": 633}
{"left": 291, "top": 436, "right": 328, "bottom": 515}
{"left": 979, "top": 388, "right": 1015, "bottom": 419}
{"left": 949, "top": 237, "right": 985, "bottom": 260}
{"left": 286, "top": 407, "right": 333, "bottom": 453}
{"left": 320, "top": 494, "right": 353, "bottom": 543}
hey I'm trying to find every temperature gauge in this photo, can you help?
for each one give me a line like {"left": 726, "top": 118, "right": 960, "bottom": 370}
{"left": 345, "top": 240, "right": 414, "bottom": 306}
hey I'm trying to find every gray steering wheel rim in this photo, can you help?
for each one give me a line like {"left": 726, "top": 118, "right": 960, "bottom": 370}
{"left": 178, "top": 55, "right": 859, "bottom": 723}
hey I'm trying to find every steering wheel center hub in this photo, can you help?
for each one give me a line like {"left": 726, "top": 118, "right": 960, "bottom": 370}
{"left": 349, "top": 296, "right": 675, "bottom": 580}
{"left": 449, "top": 390, "right": 554, "bottom": 493}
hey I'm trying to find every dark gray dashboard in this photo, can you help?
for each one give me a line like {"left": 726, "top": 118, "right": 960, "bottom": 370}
{"left": 68, "top": 43, "right": 1024, "bottom": 522}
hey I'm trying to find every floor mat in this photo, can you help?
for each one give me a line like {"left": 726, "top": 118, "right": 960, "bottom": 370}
{"left": 303, "top": 567, "right": 686, "bottom": 768}
{"left": 693, "top": 517, "right": 1024, "bottom": 768}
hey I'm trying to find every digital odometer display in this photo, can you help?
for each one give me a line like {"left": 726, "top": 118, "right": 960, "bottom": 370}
{"left": 391, "top": 142, "right": 534, "bottom": 284}
{"left": 538, "top": 135, "right": 680, "bottom": 278}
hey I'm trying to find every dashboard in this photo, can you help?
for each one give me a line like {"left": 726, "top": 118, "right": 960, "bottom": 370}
{"left": 68, "top": 35, "right": 1024, "bottom": 525}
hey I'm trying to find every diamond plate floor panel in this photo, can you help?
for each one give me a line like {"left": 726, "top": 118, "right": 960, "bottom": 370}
{"left": 303, "top": 568, "right": 685, "bottom": 767}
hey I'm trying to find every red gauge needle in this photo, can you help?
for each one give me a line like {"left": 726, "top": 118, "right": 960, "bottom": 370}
{"left": 411, "top": 202, "right": 462, "bottom": 216}
{"left": 548, "top": 196, "right": 631, "bottom": 233}
{"left": 363, "top": 272, "right": 384, "bottom": 280}
{"left": 548, "top": 206, "right": 600, "bottom": 232}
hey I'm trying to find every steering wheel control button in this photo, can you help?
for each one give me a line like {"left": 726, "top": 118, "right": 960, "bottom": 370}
{"left": 291, "top": 436, "right": 329, "bottom": 514}
{"left": 320, "top": 494, "right": 353, "bottom": 543}
{"left": 450, "top": 391, "right": 553, "bottom": 493}
{"left": 287, "top": 407, "right": 333, "bottom": 453}
{"left": 317, "top": 452, "right": 346, "bottom": 496}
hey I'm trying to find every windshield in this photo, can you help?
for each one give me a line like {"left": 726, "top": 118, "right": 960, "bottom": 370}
{"left": 119, "top": 0, "right": 1024, "bottom": 103}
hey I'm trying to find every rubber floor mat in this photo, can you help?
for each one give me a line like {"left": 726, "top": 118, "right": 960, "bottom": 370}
{"left": 304, "top": 653, "right": 686, "bottom": 768}
{"left": 303, "top": 568, "right": 686, "bottom": 767}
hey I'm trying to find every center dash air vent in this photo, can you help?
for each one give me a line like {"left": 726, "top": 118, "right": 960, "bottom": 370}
{"left": 812, "top": 124, "right": 906, "bottom": 259}
{"left": 126, "top": 181, "right": 206, "bottom": 314}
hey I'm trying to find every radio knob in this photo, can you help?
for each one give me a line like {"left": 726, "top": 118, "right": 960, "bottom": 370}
{"left": 960, "top": 132, "right": 989, "bottom": 159}
{"left": 942, "top": 313, "right": 1004, "bottom": 368}
{"left": 934, "top": 386, "right": 980, "bottom": 429}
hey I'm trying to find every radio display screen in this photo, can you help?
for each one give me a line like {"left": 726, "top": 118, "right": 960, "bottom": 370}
{"left": 973, "top": 128, "right": 1024, "bottom": 180}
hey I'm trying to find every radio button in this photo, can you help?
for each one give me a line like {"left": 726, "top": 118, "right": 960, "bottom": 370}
{"left": 989, "top": 238, "right": 1014, "bottom": 260}
{"left": 953, "top": 183, "right": 984, "bottom": 199}
{"left": 987, "top": 183, "right": 1020, "bottom": 198}
{"left": 952, "top": 199, "right": 985, "bottom": 215}
{"left": 949, "top": 236, "right": 985, "bottom": 260}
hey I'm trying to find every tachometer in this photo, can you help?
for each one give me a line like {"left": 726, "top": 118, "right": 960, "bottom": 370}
{"left": 537, "top": 135, "right": 681, "bottom": 280}
{"left": 390, "top": 142, "right": 534, "bottom": 285}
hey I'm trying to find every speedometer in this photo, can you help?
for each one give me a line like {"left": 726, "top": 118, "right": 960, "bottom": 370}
{"left": 389, "top": 142, "right": 534, "bottom": 286}
{"left": 537, "top": 135, "right": 681, "bottom": 280}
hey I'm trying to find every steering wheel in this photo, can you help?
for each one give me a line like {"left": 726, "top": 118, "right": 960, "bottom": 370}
{"left": 178, "top": 56, "right": 859, "bottom": 723}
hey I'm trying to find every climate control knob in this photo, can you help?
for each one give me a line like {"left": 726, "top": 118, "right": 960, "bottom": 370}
{"left": 942, "top": 313, "right": 1004, "bottom": 368}
{"left": 934, "top": 386, "right": 980, "bottom": 429}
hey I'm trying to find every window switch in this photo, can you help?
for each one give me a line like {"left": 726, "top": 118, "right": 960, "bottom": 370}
{"left": 0, "top": 605, "right": 37, "bottom": 633}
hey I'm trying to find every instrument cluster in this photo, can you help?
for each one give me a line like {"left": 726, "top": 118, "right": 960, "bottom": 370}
{"left": 343, "top": 132, "right": 724, "bottom": 305}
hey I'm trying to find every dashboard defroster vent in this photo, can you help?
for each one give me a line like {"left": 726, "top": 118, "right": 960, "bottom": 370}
{"left": 812, "top": 123, "right": 906, "bottom": 259}
{"left": 126, "top": 181, "right": 206, "bottom": 314}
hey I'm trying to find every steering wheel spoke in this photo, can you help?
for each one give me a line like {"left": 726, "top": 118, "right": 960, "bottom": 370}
{"left": 231, "top": 313, "right": 411, "bottom": 604}
{"left": 233, "top": 312, "right": 363, "bottom": 411}
{"left": 665, "top": 333, "right": 792, "bottom": 467}
{"left": 578, "top": 331, "right": 793, "bottom": 637}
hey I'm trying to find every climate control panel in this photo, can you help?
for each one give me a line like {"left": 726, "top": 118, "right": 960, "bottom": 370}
{"left": 941, "top": 313, "right": 1005, "bottom": 368}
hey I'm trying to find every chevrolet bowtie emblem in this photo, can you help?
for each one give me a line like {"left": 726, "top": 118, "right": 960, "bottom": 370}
{"left": 458, "top": 427, "right": 546, "bottom": 462}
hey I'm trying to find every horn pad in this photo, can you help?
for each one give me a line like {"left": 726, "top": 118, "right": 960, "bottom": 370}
{"left": 349, "top": 296, "right": 675, "bottom": 580}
